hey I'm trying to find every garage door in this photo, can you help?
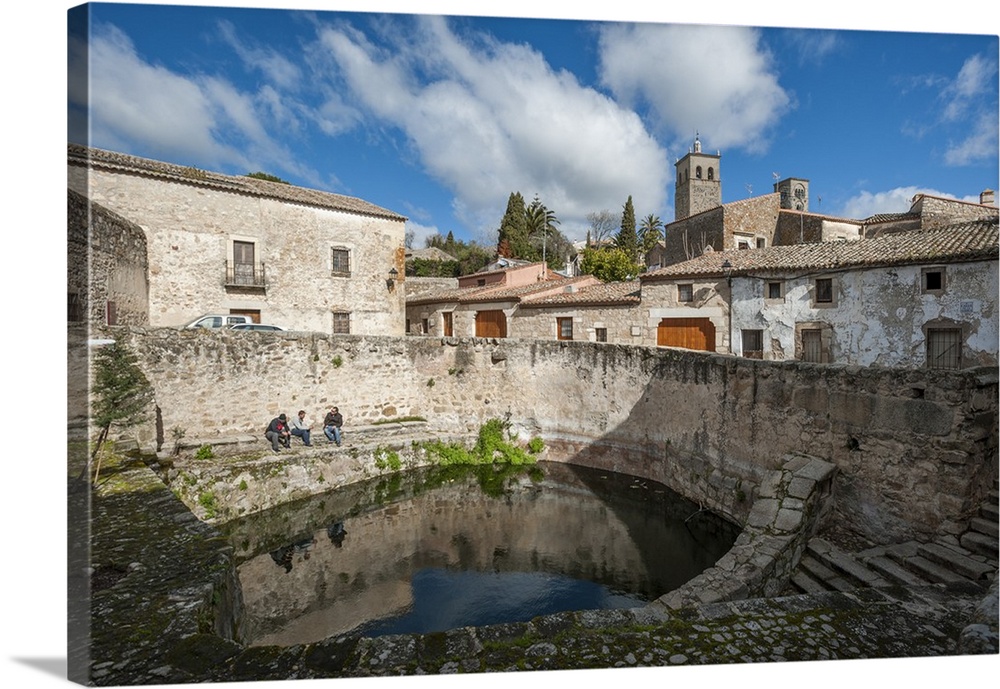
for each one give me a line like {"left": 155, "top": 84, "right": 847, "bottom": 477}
{"left": 657, "top": 318, "right": 716, "bottom": 352}
{"left": 475, "top": 310, "right": 507, "bottom": 338}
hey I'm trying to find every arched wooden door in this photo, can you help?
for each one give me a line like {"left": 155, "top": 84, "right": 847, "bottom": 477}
{"left": 657, "top": 318, "right": 716, "bottom": 352}
{"left": 475, "top": 310, "right": 507, "bottom": 338}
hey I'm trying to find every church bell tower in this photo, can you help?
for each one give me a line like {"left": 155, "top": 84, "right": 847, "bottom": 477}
{"left": 674, "top": 133, "right": 721, "bottom": 221}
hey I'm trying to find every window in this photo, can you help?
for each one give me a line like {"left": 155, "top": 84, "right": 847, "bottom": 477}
{"left": 331, "top": 248, "right": 351, "bottom": 276}
{"left": 738, "top": 240, "right": 751, "bottom": 250}
{"left": 442, "top": 312, "right": 453, "bottom": 337}
{"left": 595, "top": 327, "right": 607, "bottom": 343}
{"left": 814, "top": 278, "right": 833, "bottom": 305}
{"left": 477, "top": 278, "right": 486, "bottom": 287}
{"left": 922, "top": 268, "right": 946, "bottom": 293}
{"left": 332, "top": 311, "right": 351, "bottom": 334}
{"left": 557, "top": 317, "right": 573, "bottom": 341}
{"left": 926, "top": 328, "right": 962, "bottom": 369}
{"left": 421, "top": 318, "right": 429, "bottom": 334}
{"left": 695, "top": 166, "right": 703, "bottom": 179}
{"left": 227, "top": 239, "right": 266, "bottom": 288}
{"left": 742, "top": 329, "right": 763, "bottom": 359}
{"left": 707, "top": 167, "right": 714, "bottom": 180}
{"left": 767, "top": 281, "right": 783, "bottom": 300}
{"left": 756, "top": 237, "right": 766, "bottom": 249}
{"left": 678, "top": 284, "right": 694, "bottom": 302}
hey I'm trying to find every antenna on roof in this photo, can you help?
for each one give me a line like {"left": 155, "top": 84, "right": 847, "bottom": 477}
{"left": 745, "top": 183, "right": 753, "bottom": 197}
{"left": 772, "top": 172, "right": 780, "bottom": 182}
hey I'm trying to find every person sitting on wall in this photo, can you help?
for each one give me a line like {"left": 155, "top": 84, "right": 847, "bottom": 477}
{"left": 323, "top": 406, "right": 343, "bottom": 446}
{"left": 290, "top": 409, "right": 313, "bottom": 447}
{"left": 265, "top": 413, "right": 292, "bottom": 452}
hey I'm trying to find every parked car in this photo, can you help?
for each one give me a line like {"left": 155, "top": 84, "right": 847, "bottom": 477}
{"left": 183, "top": 314, "right": 252, "bottom": 329}
{"left": 229, "top": 323, "right": 286, "bottom": 332}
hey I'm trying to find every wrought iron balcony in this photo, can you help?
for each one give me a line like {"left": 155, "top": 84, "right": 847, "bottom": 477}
{"left": 225, "top": 261, "right": 267, "bottom": 290}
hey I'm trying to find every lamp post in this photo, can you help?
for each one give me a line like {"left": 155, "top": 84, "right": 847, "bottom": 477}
{"left": 722, "top": 259, "right": 733, "bottom": 355}
{"left": 387, "top": 266, "right": 399, "bottom": 291}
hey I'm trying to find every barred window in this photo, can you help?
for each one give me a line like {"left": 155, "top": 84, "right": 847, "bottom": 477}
{"left": 332, "top": 311, "right": 351, "bottom": 334}
{"left": 595, "top": 327, "right": 607, "bottom": 343}
{"left": 678, "top": 284, "right": 693, "bottom": 302}
{"left": 331, "top": 248, "right": 351, "bottom": 275}
{"left": 767, "top": 281, "right": 783, "bottom": 299}
{"left": 742, "top": 329, "right": 763, "bottom": 359}
{"left": 926, "top": 328, "right": 962, "bottom": 369}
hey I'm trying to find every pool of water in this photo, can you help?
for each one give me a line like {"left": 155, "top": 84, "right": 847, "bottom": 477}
{"left": 221, "top": 462, "right": 738, "bottom": 645}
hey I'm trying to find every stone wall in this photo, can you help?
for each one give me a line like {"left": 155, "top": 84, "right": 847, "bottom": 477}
{"left": 513, "top": 302, "right": 647, "bottom": 344}
{"left": 96, "top": 327, "right": 998, "bottom": 544}
{"left": 69, "top": 189, "right": 150, "bottom": 327}
{"left": 913, "top": 195, "right": 999, "bottom": 230}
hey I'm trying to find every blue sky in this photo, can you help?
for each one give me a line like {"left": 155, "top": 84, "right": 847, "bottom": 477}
{"left": 67, "top": 1, "right": 999, "bottom": 251}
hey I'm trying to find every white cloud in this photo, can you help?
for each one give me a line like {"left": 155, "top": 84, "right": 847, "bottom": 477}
{"left": 76, "top": 23, "right": 319, "bottom": 183}
{"left": 314, "top": 15, "right": 670, "bottom": 242}
{"left": 597, "top": 23, "right": 792, "bottom": 154}
{"left": 405, "top": 220, "right": 442, "bottom": 249}
{"left": 945, "top": 111, "right": 1000, "bottom": 166}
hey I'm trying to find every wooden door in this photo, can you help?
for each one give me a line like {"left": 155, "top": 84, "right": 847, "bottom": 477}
{"left": 657, "top": 318, "right": 715, "bottom": 352}
{"left": 442, "top": 312, "right": 454, "bottom": 337}
{"left": 475, "top": 310, "right": 507, "bottom": 338}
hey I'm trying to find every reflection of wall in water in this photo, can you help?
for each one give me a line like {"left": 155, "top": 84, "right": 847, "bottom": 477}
{"left": 238, "top": 477, "right": 705, "bottom": 646}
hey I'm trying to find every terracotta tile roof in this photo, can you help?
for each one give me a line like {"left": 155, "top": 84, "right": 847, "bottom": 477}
{"left": 863, "top": 212, "right": 920, "bottom": 224}
{"left": 642, "top": 219, "right": 998, "bottom": 280}
{"left": 520, "top": 281, "right": 642, "bottom": 307}
{"left": 68, "top": 144, "right": 407, "bottom": 222}
{"left": 407, "top": 276, "right": 597, "bottom": 305}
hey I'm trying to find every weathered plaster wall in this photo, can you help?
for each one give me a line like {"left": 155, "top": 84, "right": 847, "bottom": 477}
{"left": 98, "top": 328, "right": 997, "bottom": 544}
{"left": 731, "top": 259, "right": 999, "bottom": 367}
{"left": 68, "top": 166, "right": 406, "bottom": 335}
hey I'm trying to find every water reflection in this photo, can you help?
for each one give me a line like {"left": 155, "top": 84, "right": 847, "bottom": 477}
{"left": 223, "top": 462, "right": 738, "bottom": 646}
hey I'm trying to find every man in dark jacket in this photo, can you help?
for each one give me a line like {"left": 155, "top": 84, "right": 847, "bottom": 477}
{"left": 323, "top": 407, "right": 343, "bottom": 445}
{"left": 265, "top": 413, "right": 292, "bottom": 451}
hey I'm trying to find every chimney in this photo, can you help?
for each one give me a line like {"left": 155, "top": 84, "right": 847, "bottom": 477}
{"left": 980, "top": 189, "right": 996, "bottom": 207}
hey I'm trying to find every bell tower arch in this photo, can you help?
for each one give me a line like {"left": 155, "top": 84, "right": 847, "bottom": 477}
{"left": 674, "top": 133, "right": 722, "bottom": 221}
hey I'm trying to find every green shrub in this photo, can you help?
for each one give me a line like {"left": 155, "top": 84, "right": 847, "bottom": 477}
{"left": 527, "top": 436, "right": 545, "bottom": 454}
{"left": 195, "top": 444, "right": 214, "bottom": 460}
{"left": 374, "top": 446, "right": 402, "bottom": 472}
{"left": 332, "top": 355, "right": 343, "bottom": 368}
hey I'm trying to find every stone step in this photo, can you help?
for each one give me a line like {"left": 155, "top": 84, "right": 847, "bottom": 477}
{"left": 960, "top": 530, "right": 999, "bottom": 559}
{"left": 789, "top": 570, "right": 828, "bottom": 595}
{"left": 864, "top": 555, "right": 931, "bottom": 587}
{"left": 917, "top": 542, "right": 994, "bottom": 581}
{"left": 811, "top": 545, "right": 891, "bottom": 588}
{"left": 797, "top": 555, "right": 856, "bottom": 592}
{"left": 982, "top": 501, "right": 999, "bottom": 522}
{"left": 898, "top": 555, "right": 967, "bottom": 585}
{"left": 969, "top": 515, "right": 999, "bottom": 539}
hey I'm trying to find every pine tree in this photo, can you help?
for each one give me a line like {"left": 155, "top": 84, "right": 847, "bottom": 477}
{"left": 496, "top": 192, "right": 530, "bottom": 258}
{"left": 615, "top": 195, "right": 639, "bottom": 263}
{"left": 89, "top": 340, "right": 155, "bottom": 481}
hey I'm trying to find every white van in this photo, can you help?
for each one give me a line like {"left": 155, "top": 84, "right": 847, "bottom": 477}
{"left": 183, "top": 314, "right": 253, "bottom": 329}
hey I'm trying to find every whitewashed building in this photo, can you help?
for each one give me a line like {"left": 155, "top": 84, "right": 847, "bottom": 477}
{"left": 641, "top": 220, "right": 999, "bottom": 368}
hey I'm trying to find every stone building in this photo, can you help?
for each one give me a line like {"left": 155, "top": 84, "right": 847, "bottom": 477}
{"left": 641, "top": 219, "right": 1000, "bottom": 368}
{"left": 513, "top": 281, "right": 643, "bottom": 343}
{"left": 863, "top": 190, "right": 998, "bottom": 238}
{"left": 405, "top": 262, "right": 599, "bottom": 337}
{"left": 67, "top": 144, "right": 408, "bottom": 335}
{"left": 656, "top": 136, "right": 863, "bottom": 269}
{"left": 68, "top": 188, "right": 149, "bottom": 327}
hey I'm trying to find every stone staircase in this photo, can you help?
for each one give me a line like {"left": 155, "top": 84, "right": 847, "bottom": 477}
{"left": 789, "top": 479, "right": 999, "bottom": 595}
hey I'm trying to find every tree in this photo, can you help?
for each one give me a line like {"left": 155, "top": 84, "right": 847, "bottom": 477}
{"left": 89, "top": 340, "right": 155, "bottom": 482}
{"left": 615, "top": 195, "right": 639, "bottom": 263}
{"left": 420, "top": 232, "right": 493, "bottom": 276}
{"left": 579, "top": 246, "right": 641, "bottom": 282}
{"left": 586, "top": 209, "right": 621, "bottom": 247}
{"left": 639, "top": 213, "right": 665, "bottom": 259}
{"left": 496, "top": 192, "right": 530, "bottom": 258}
{"left": 525, "top": 195, "right": 563, "bottom": 269}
